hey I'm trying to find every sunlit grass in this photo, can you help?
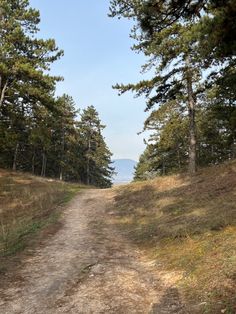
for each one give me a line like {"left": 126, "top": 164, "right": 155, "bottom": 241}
{"left": 0, "top": 169, "right": 85, "bottom": 256}
{"left": 112, "top": 160, "right": 236, "bottom": 313}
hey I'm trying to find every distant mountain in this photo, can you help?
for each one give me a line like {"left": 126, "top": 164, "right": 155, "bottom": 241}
{"left": 112, "top": 159, "right": 137, "bottom": 184}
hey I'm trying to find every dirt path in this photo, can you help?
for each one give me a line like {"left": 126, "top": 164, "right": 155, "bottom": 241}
{"left": 0, "top": 189, "right": 186, "bottom": 314}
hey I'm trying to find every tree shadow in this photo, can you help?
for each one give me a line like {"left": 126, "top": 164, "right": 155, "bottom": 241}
{"left": 150, "top": 287, "right": 187, "bottom": 313}
{"left": 112, "top": 164, "right": 236, "bottom": 242}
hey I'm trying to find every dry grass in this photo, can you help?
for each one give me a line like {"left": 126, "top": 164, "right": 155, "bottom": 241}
{"left": 112, "top": 160, "right": 236, "bottom": 313}
{"left": 0, "top": 169, "right": 84, "bottom": 257}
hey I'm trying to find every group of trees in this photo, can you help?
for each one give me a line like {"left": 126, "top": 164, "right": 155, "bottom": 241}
{"left": 110, "top": 0, "right": 236, "bottom": 179}
{"left": 0, "top": 0, "right": 114, "bottom": 187}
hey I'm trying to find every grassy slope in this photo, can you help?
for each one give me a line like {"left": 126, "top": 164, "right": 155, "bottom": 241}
{"left": 112, "top": 160, "right": 236, "bottom": 313}
{"left": 0, "top": 169, "right": 84, "bottom": 257}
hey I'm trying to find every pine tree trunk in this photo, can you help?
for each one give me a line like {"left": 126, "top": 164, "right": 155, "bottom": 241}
{"left": 60, "top": 170, "right": 63, "bottom": 181}
{"left": 59, "top": 128, "right": 65, "bottom": 181}
{"left": 162, "top": 158, "right": 166, "bottom": 176}
{"left": 232, "top": 138, "right": 236, "bottom": 159}
{"left": 44, "top": 155, "right": 47, "bottom": 177}
{"left": 211, "top": 145, "right": 214, "bottom": 162}
{"left": 177, "top": 146, "right": 181, "bottom": 170}
{"left": 41, "top": 153, "right": 44, "bottom": 177}
{"left": 186, "top": 57, "right": 197, "bottom": 175}
{"left": 86, "top": 137, "right": 91, "bottom": 185}
{"left": 0, "top": 77, "right": 8, "bottom": 108}
{"left": 86, "top": 159, "right": 90, "bottom": 185}
{"left": 32, "top": 151, "right": 35, "bottom": 174}
{"left": 41, "top": 151, "right": 47, "bottom": 177}
{"left": 12, "top": 143, "right": 19, "bottom": 171}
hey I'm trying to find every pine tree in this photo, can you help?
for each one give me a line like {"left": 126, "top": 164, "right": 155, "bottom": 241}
{"left": 110, "top": 0, "right": 236, "bottom": 177}
{"left": 111, "top": 16, "right": 201, "bottom": 174}
{"left": 54, "top": 95, "right": 78, "bottom": 181}
{"left": 78, "top": 106, "right": 114, "bottom": 188}
{"left": 0, "top": 1, "right": 115, "bottom": 186}
{"left": 0, "top": 0, "right": 63, "bottom": 171}
{"left": 109, "top": 0, "right": 236, "bottom": 61}
{"left": 134, "top": 145, "right": 157, "bottom": 181}
{"left": 110, "top": 0, "right": 236, "bottom": 174}
{"left": 0, "top": 0, "right": 63, "bottom": 109}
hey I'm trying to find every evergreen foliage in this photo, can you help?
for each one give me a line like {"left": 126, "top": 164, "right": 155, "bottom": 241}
{"left": 110, "top": 0, "right": 236, "bottom": 179}
{"left": 0, "top": 0, "right": 114, "bottom": 188}
{"left": 78, "top": 106, "right": 115, "bottom": 188}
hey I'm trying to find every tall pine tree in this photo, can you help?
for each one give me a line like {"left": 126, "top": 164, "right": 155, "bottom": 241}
{"left": 78, "top": 106, "right": 115, "bottom": 188}
{"left": 110, "top": 0, "right": 236, "bottom": 176}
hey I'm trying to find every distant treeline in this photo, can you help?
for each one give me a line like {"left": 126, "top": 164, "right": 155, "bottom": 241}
{"left": 110, "top": 0, "right": 236, "bottom": 180}
{"left": 0, "top": 0, "right": 114, "bottom": 187}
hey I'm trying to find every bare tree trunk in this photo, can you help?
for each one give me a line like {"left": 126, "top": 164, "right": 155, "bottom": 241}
{"left": 86, "top": 137, "right": 91, "bottom": 185}
{"left": 12, "top": 143, "right": 19, "bottom": 171}
{"left": 41, "top": 153, "right": 45, "bottom": 177}
{"left": 162, "top": 158, "right": 166, "bottom": 176}
{"left": 41, "top": 151, "right": 47, "bottom": 177}
{"left": 86, "top": 159, "right": 90, "bottom": 185}
{"left": 44, "top": 155, "right": 47, "bottom": 177}
{"left": 0, "top": 78, "right": 8, "bottom": 108}
{"left": 211, "top": 145, "right": 214, "bottom": 162}
{"left": 231, "top": 138, "right": 236, "bottom": 159}
{"left": 177, "top": 146, "right": 181, "bottom": 170}
{"left": 32, "top": 150, "right": 35, "bottom": 174}
{"left": 186, "top": 57, "right": 197, "bottom": 175}
{"left": 59, "top": 129, "right": 65, "bottom": 181}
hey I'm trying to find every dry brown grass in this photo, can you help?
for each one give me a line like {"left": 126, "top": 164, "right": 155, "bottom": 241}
{"left": 112, "top": 160, "right": 236, "bottom": 313}
{"left": 0, "top": 169, "right": 84, "bottom": 257}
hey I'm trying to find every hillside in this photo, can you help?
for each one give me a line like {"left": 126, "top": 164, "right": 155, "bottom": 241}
{"left": 0, "top": 162, "right": 236, "bottom": 313}
{"left": 112, "top": 160, "right": 236, "bottom": 313}
{"left": 0, "top": 169, "right": 83, "bottom": 258}
{"left": 113, "top": 159, "right": 137, "bottom": 184}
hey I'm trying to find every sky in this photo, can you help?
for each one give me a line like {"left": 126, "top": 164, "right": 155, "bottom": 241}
{"left": 30, "top": 0, "right": 151, "bottom": 161}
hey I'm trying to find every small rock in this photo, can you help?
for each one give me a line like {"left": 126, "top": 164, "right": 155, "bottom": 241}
{"left": 91, "top": 264, "right": 105, "bottom": 275}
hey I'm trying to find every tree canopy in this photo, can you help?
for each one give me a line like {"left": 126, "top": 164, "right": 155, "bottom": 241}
{"left": 110, "top": 0, "right": 236, "bottom": 178}
{"left": 0, "top": 0, "right": 114, "bottom": 188}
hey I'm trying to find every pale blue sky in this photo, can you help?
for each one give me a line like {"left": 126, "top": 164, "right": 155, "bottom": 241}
{"left": 30, "top": 0, "right": 150, "bottom": 161}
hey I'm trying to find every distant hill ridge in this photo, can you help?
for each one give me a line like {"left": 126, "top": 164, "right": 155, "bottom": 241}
{"left": 112, "top": 159, "right": 137, "bottom": 183}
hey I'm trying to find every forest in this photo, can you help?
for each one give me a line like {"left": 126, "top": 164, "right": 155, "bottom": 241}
{"left": 0, "top": 0, "right": 114, "bottom": 188}
{"left": 1, "top": 1, "right": 236, "bottom": 312}
{"left": 1, "top": 0, "right": 236, "bottom": 186}
{"left": 110, "top": 0, "right": 236, "bottom": 180}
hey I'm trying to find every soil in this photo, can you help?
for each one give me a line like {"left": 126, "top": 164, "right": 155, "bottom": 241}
{"left": 0, "top": 189, "right": 187, "bottom": 314}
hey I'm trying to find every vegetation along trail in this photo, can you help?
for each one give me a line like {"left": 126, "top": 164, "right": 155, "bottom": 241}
{"left": 0, "top": 189, "right": 185, "bottom": 314}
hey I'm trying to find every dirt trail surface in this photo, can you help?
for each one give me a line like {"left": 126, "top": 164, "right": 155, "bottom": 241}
{"left": 0, "top": 189, "right": 186, "bottom": 314}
